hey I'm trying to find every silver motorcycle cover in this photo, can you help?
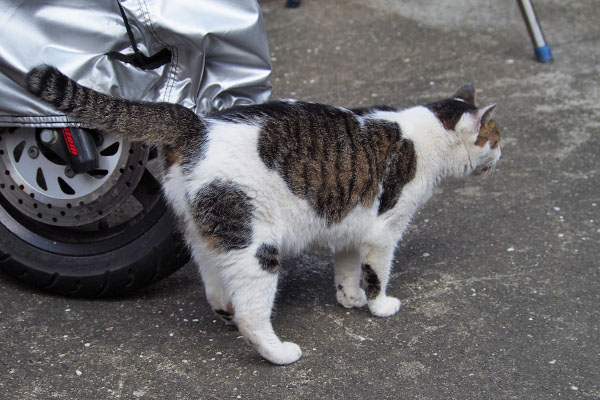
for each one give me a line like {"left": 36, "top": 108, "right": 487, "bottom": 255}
{"left": 0, "top": 0, "right": 272, "bottom": 127}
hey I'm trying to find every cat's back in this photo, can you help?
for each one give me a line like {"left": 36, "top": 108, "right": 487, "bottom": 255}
{"left": 198, "top": 99, "right": 366, "bottom": 187}
{"left": 195, "top": 100, "right": 413, "bottom": 225}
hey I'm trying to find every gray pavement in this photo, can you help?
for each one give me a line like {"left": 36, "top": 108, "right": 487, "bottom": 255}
{"left": 1, "top": 0, "right": 599, "bottom": 398}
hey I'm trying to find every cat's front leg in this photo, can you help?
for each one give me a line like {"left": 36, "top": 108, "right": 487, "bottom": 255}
{"left": 362, "top": 245, "right": 402, "bottom": 318}
{"left": 334, "top": 249, "right": 367, "bottom": 308}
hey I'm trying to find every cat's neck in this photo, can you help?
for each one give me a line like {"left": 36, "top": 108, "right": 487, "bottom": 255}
{"left": 379, "top": 106, "right": 472, "bottom": 182}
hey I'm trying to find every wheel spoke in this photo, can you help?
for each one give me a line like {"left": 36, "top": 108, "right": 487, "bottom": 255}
{"left": 132, "top": 169, "right": 161, "bottom": 211}
{"left": 97, "top": 137, "right": 121, "bottom": 153}
{"left": 147, "top": 145, "right": 159, "bottom": 161}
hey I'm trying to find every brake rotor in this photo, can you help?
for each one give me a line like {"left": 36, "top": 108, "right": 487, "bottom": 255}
{"left": 0, "top": 127, "right": 149, "bottom": 226}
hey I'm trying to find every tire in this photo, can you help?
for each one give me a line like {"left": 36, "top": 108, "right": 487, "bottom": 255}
{"left": 0, "top": 199, "right": 189, "bottom": 298}
{"left": 0, "top": 128, "right": 189, "bottom": 297}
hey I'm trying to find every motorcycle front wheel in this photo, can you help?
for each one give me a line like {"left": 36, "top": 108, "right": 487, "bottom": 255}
{"left": 0, "top": 127, "right": 189, "bottom": 297}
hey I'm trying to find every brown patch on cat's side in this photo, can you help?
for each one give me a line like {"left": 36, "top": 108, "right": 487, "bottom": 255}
{"left": 191, "top": 179, "right": 254, "bottom": 252}
{"left": 475, "top": 119, "right": 500, "bottom": 149}
{"left": 255, "top": 101, "right": 416, "bottom": 223}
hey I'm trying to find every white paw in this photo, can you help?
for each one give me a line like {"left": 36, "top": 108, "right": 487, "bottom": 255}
{"left": 336, "top": 287, "right": 368, "bottom": 308}
{"left": 262, "top": 342, "right": 302, "bottom": 365}
{"left": 368, "top": 296, "right": 402, "bottom": 317}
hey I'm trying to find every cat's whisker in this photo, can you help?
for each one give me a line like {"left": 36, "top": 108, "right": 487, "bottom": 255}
{"left": 491, "top": 164, "right": 499, "bottom": 179}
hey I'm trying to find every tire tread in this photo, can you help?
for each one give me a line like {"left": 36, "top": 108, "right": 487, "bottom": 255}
{"left": 0, "top": 212, "right": 189, "bottom": 298}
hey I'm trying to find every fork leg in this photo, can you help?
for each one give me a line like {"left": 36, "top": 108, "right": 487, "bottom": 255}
{"left": 516, "top": 0, "right": 554, "bottom": 62}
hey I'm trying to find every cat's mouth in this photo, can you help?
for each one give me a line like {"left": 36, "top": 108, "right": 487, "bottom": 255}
{"left": 472, "top": 165, "right": 491, "bottom": 176}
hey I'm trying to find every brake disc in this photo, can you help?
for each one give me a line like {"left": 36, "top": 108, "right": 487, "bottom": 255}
{"left": 0, "top": 127, "right": 149, "bottom": 227}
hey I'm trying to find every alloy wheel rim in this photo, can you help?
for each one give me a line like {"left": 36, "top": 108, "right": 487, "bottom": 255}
{"left": 0, "top": 127, "right": 149, "bottom": 227}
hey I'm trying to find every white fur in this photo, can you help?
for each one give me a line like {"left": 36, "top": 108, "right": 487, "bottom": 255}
{"left": 161, "top": 104, "right": 500, "bottom": 365}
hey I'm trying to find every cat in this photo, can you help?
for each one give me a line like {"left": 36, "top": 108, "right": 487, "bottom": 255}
{"left": 25, "top": 65, "right": 501, "bottom": 365}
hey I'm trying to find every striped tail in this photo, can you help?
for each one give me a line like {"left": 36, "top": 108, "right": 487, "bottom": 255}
{"left": 25, "top": 65, "right": 204, "bottom": 146}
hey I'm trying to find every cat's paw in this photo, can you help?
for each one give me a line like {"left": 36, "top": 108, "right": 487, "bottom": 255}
{"left": 368, "top": 296, "right": 402, "bottom": 317}
{"left": 213, "top": 309, "right": 236, "bottom": 326}
{"left": 336, "top": 287, "right": 368, "bottom": 308}
{"left": 261, "top": 342, "right": 302, "bottom": 365}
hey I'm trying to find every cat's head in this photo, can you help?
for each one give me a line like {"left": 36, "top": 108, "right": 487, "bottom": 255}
{"left": 427, "top": 83, "right": 501, "bottom": 176}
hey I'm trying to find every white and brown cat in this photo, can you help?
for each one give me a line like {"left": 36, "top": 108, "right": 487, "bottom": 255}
{"left": 26, "top": 65, "right": 501, "bottom": 364}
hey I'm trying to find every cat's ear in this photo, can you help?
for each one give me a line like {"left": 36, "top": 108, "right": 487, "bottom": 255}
{"left": 453, "top": 83, "right": 476, "bottom": 107}
{"left": 477, "top": 103, "right": 497, "bottom": 126}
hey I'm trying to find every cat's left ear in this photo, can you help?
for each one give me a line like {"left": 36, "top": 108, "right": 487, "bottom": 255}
{"left": 477, "top": 103, "right": 497, "bottom": 126}
{"left": 453, "top": 83, "right": 476, "bottom": 107}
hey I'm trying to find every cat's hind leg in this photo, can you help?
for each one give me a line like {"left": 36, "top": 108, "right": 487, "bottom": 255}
{"left": 223, "top": 246, "right": 302, "bottom": 365}
{"left": 362, "top": 244, "right": 402, "bottom": 317}
{"left": 199, "top": 263, "right": 235, "bottom": 325}
{"left": 334, "top": 249, "right": 367, "bottom": 308}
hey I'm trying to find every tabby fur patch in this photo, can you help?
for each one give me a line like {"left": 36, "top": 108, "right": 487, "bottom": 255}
{"left": 25, "top": 65, "right": 206, "bottom": 149}
{"left": 425, "top": 99, "right": 477, "bottom": 130}
{"left": 190, "top": 179, "right": 254, "bottom": 252}
{"left": 475, "top": 119, "right": 500, "bottom": 149}
{"left": 245, "top": 101, "right": 416, "bottom": 223}
{"left": 256, "top": 244, "right": 280, "bottom": 274}
{"left": 361, "top": 264, "right": 381, "bottom": 300}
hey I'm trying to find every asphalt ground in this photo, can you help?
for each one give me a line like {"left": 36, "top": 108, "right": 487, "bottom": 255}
{"left": 1, "top": 0, "right": 599, "bottom": 399}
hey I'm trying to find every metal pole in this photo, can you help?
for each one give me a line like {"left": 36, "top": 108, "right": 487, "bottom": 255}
{"left": 516, "top": 0, "right": 554, "bottom": 62}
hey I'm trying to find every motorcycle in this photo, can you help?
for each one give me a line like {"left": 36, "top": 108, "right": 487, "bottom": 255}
{"left": 0, "top": 0, "right": 272, "bottom": 296}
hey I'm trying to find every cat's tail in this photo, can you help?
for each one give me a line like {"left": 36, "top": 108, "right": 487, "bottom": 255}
{"left": 25, "top": 65, "right": 204, "bottom": 146}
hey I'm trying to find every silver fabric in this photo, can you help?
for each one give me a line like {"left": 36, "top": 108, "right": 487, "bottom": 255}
{"left": 0, "top": 0, "right": 272, "bottom": 127}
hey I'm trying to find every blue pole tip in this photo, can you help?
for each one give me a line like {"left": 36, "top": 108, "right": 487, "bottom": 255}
{"left": 535, "top": 44, "right": 554, "bottom": 63}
